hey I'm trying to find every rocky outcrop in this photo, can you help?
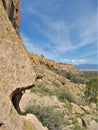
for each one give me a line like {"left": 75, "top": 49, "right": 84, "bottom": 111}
{"left": 1, "top": 0, "right": 20, "bottom": 34}
{"left": 23, "top": 114, "right": 48, "bottom": 130}
{"left": 70, "top": 103, "right": 83, "bottom": 114}
{"left": 82, "top": 115, "right": 98, "bottom": 130}
{"left": 0, "top": 1, "right": 49, "bottom": 130}
{"left": 29, "top": 53, "right": 79, "bottom": 73}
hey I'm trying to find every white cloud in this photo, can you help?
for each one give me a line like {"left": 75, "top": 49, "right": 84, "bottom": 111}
{"left": 28, "top": 3, "right": 96, "bottom": 53}
{"left": 60, "top": 59, "right": 86, "bottom": 65}
{"left": 79, "top": 50, "right": 97, "bottom": 58}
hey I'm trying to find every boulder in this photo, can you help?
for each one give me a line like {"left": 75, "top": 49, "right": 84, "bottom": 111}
{"left": 82, "top": 106, "right": 92, "bottom": 113}
{"left": 76, "top": 117, "right": 83, "bottom": 126}
{"left": 70, "top": 103, "right": 83, "bottom": 114}
{"left": 23, "top": 114, "right": 48, "bottom": 130}
{"left": 89, "top": 120, "right": 98, "bottom": 130}
{"left": 90, "top": 103, "right": 96, "bottom": 109}
{"left": 82, "top": 115, "right": 98, "bottom": 130}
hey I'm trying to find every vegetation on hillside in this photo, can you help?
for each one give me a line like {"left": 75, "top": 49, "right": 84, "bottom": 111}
{"left": 39, "top": 60, "right": 98, "bottom": 84}
{"left": 24, "top": 105, "right": 64, "bottom": 130}
{"left": 84, "top": 76, "right": 98, "bottom": 103}
{"left": 32, "top": 82, "right": 85, "bottom": 106}
{"left": 28, "top": 53, "right": 98, "bottom": 130}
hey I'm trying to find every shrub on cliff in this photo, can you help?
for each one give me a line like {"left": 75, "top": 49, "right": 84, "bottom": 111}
{"left": 31, "top": 82, "right": 55, "bottom": 96}
{"left": 56, "top": 87, "right": 85, "bottom": 105}
{"left": 84, "top": 76, "right": 98, "bottom": 103}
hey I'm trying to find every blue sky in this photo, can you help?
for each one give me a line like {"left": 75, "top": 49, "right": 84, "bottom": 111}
{"left": 20, "top": 0, "right": 97, "bottom": 65}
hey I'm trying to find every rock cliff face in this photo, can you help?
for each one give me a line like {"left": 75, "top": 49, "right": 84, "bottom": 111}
{"left": 0, "top": 1, "right": 48, "bottom": 130}
{"left": 2, "top": 0, "right": 20, "bottom": 34}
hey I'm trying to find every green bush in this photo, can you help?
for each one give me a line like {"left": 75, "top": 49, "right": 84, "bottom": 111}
{"left": 56, "top": 87, "right": 85, "bottom": 105}
{"left": 32, "top": 82, "right": 85, "bottom": 105}
{"left": 31, "top": 82, "right": 55, "bottom": 96}
{"left": 0, "top": 34, "right": 5, "bottom": 39}
{"left": 84, "top": 76, "right": 98, "bottom": 103}
{"left": 73, "top": 126, "right": 87, "bottom": 130}
{"left": 31, "top": 82, "right": 48, "bottom": 95}
{"left": 24, "top": 105, "right": 64, "bottom": 130}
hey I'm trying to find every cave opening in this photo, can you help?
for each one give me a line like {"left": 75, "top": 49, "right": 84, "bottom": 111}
{"left": 0, "top": 123, "right": 4, "bottom": 127}
{"left": 10, "top": 84, "right": 35, "bottom": 114}
{"left": 10, "top": 88, "right": 24, "bottom": 114}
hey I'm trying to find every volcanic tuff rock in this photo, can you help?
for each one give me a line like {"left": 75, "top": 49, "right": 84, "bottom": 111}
{"left": 0, "top": 1, "right": 48, "bottom": 130}
{"left": 0, "top": 1, "right": 98, "bottom": 130}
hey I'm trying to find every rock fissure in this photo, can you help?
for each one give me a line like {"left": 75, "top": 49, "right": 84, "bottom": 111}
{"left": 1, "top": 0, "right": 20, "bottom": 35}
{"left": 2, "top": 0, "right": 6, "bottom": 9}
{"left": 0, "top": 123, "right": 4, "bottom": 127}
{"left": 10, "top": 84, "right": 35, "bottom": 114}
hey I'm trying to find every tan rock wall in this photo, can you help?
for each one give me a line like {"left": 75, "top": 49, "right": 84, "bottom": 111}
{"left": 29, "top": 53, "right": 79, "bottom": 73}
{"left": 1, "top": 0, "right": 20, "bottom": 34}
{"left": 0, "top": 1, "right": 43, "bottom": 130}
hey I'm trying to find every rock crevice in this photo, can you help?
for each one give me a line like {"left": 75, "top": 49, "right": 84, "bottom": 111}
{"left": 1, "top": 0, "right": 20, "bottom": 35}
{"left": 0, "top": 123, "right": 4, "bottom": 127}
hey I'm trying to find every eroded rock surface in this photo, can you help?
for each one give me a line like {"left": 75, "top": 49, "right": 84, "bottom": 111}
{"left": 0, "top": 1, "right": 48, "bottom": 130}
{"left": 2, "top": 0, "right": 20, "bottom": 34}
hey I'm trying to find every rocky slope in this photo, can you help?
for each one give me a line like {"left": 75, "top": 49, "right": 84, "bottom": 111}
{"left": 20, "top": 53, "right": 98, "bottom": 130}
{"left": 29, "top": 53, "right": 79, "bottom": 73}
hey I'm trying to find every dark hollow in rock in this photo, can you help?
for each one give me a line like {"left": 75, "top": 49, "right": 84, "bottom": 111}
{"left": 0, "top": 123, "right": 4, "bottom": 127}
{"left": 10, "top": 84, "right": 35, "bottom": 114}
{"left": 2, "top": 0, "right": 6, "bottom": 9}
{"left": 1, "top": 0, "right": 20, "bottom": 35}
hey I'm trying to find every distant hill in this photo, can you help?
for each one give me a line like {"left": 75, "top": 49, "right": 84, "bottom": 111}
{"left": 75, "top": 64, "right": 98, "bottom": 71}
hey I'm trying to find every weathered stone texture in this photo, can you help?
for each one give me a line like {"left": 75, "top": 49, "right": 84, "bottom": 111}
{"left": 0, "top": 1, "right": 41, "bottom": 130}
{"left": 1, "top": 0, "right": 20, "bottom": 34}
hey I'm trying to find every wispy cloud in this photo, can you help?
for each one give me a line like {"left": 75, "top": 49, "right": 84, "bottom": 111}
{"left": 60, "top": 59, "right": 86, "bottom": 65}
{"left": 21, "top": 32, "right": 58, "bottom": 60}
{"left": 20, "top": 0, "right": 97, "bottom": 64}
